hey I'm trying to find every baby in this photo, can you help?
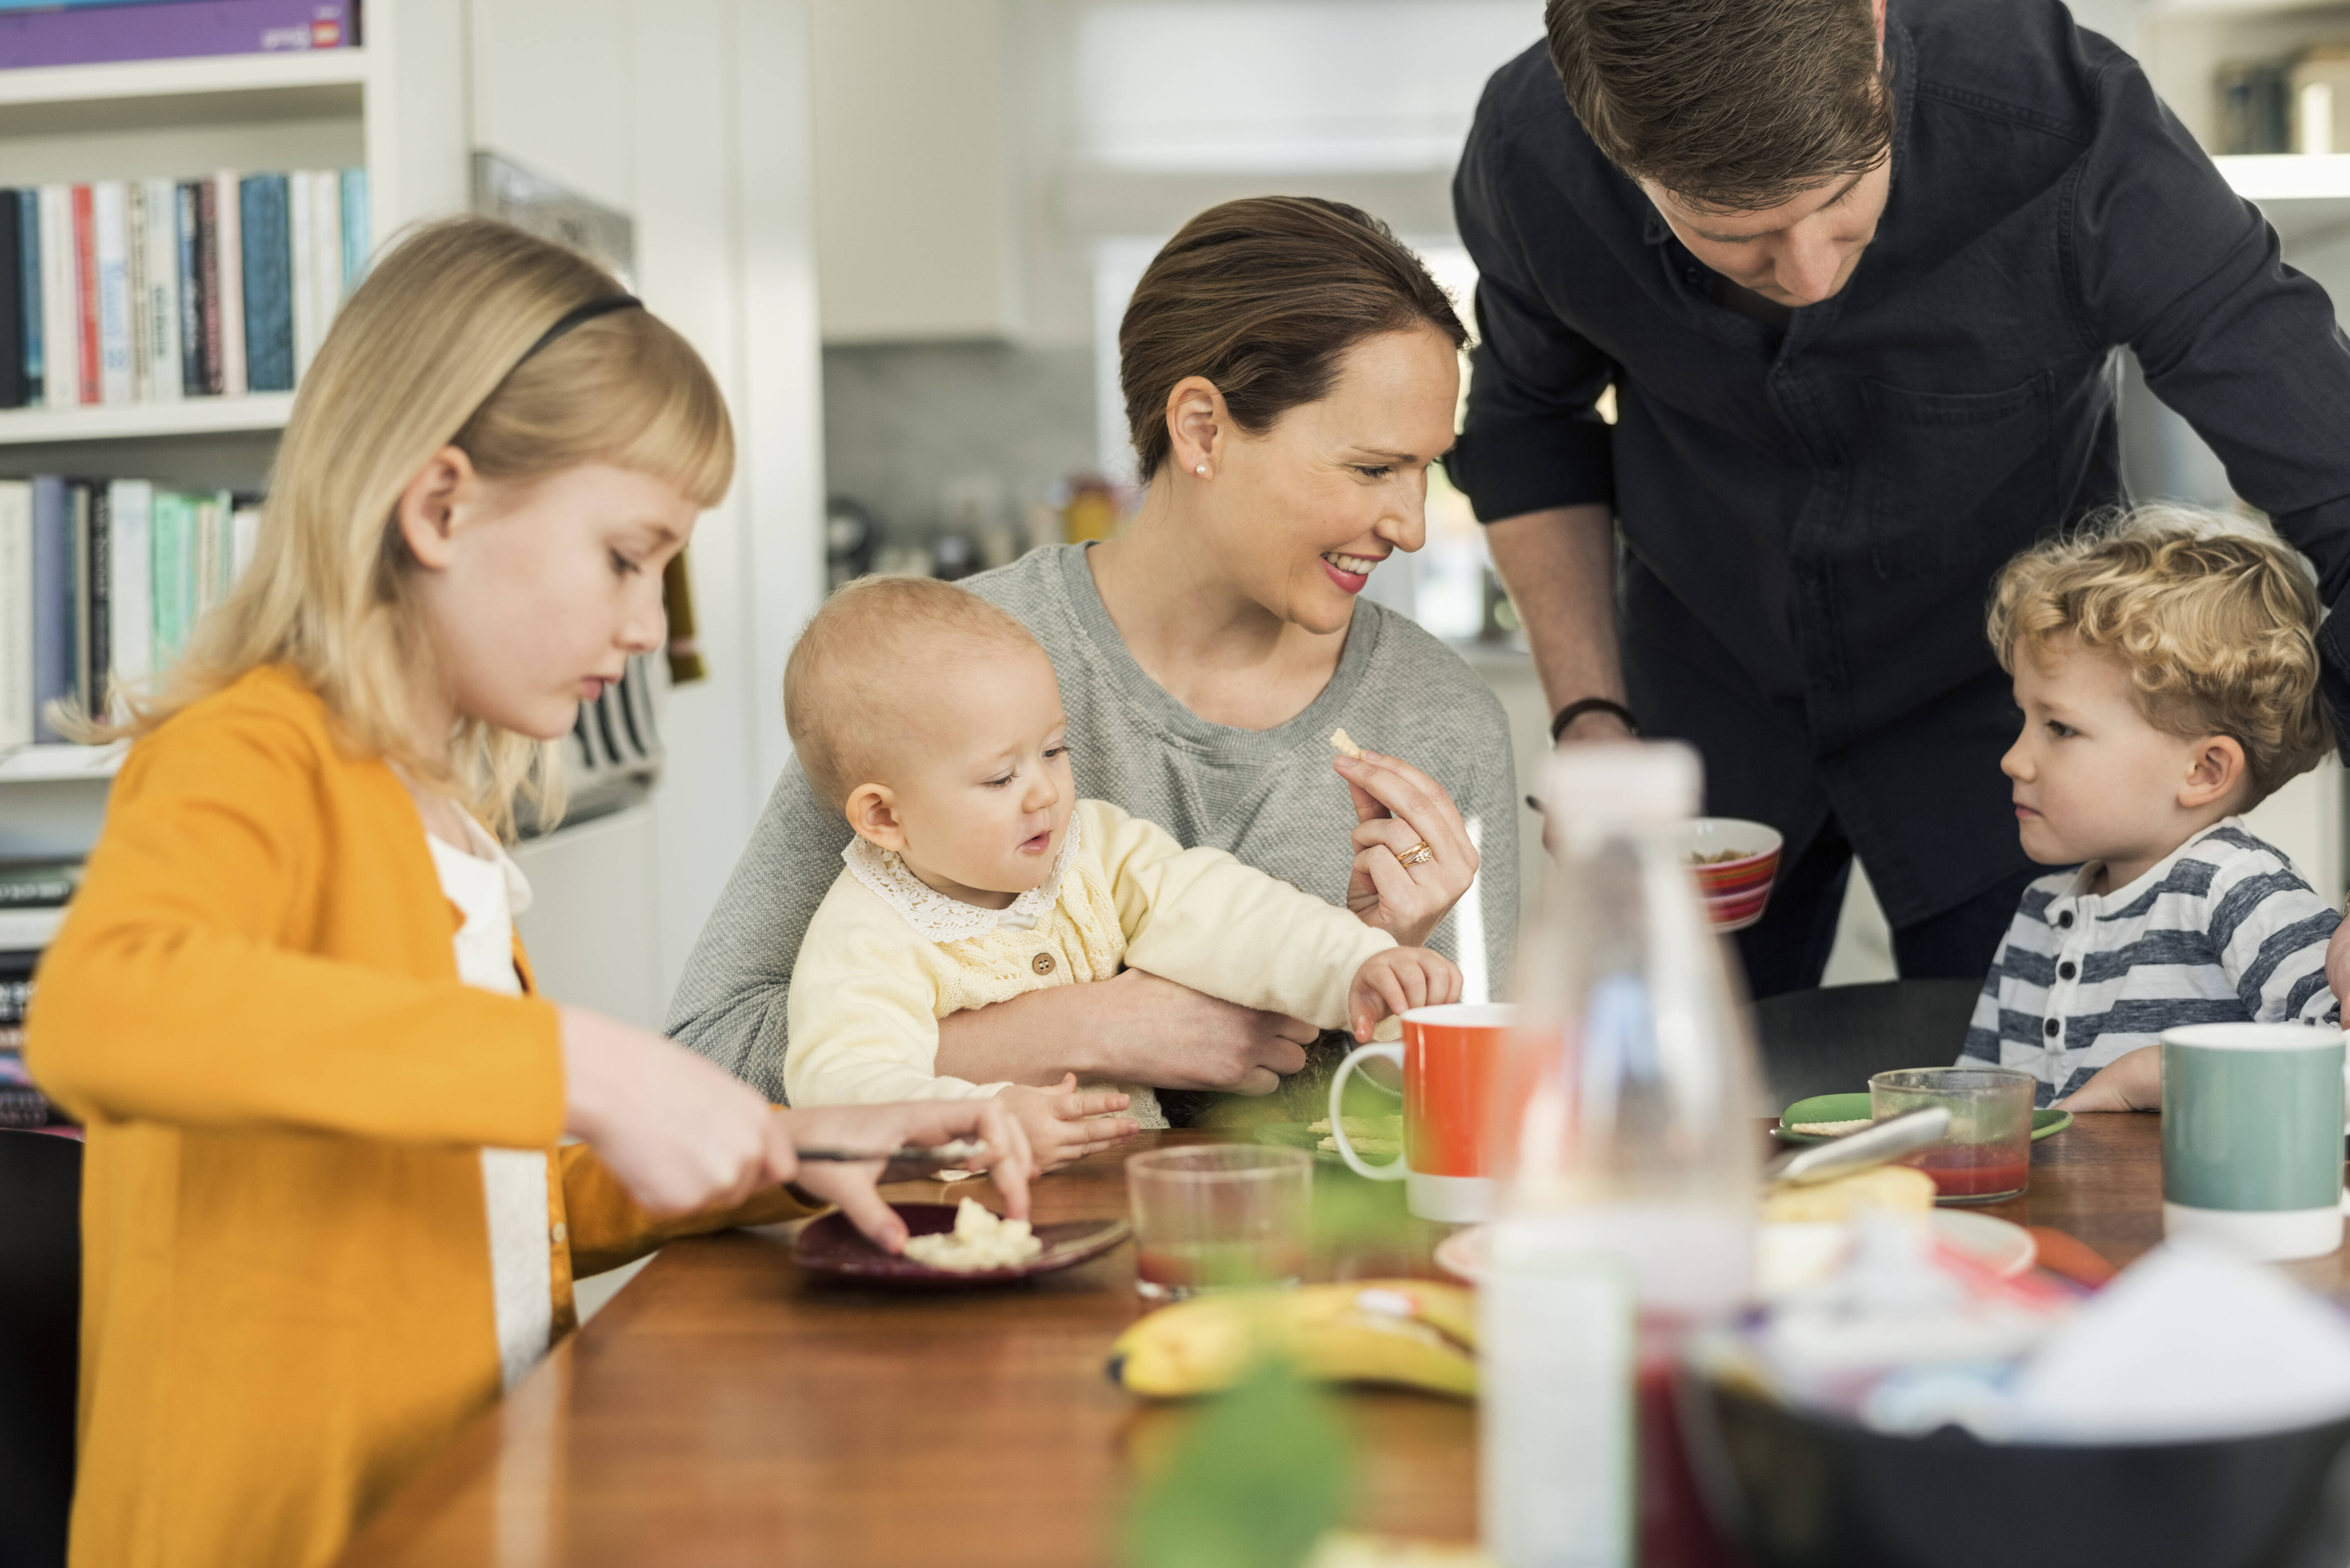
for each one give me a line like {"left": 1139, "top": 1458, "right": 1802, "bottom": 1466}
{"left": 1958, "top": 506, "right": 2341, "bottom": 1109}
{"left": 780, "top": 575, "right": 1462, "bottom": 1165}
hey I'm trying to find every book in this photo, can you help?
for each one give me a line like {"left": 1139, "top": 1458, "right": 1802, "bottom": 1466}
{"left": 175, "top": 180, "right": 203, "bottom": 396}
{"left": 229, "top": 499, "right": 259, "bottom": 581}
{"left": 28, "top": 475, "right": 66, "bottom": 742}
{"left": 0, "top": 190, "right": 22, "bottom": 408}
{"left": 306, "top": 167, "right": 340, "bottom": 356}
{"left": 0, "top": 978, "right": 29, "bottom": 1029}
{"left": 69, "top": 481, "right": 93, "bottom": 713}
{"left": 148, "top": 488, "right": 190, "bottom": 664}
{"left": 0, "top": 0, "right": 354, "bottom": 69}
{"left": 17, "top": 189, "right": 36, "bottom": 404}
{"left": 339, "top": 167, "right": 367, "bottom": 291}
{"left": 0, "top": 481, "right": 27, "bottom": 747}
{"left": 0, "top": 862, "right": 76, "bottom": 909}
{"left": 106, "top": 479, "right": 150, "bottom": 698}
{"left": 195, "top": 179, "right": 221, "bottom": 396}
{"left": 138, "top": 176, "right": 179, "bottom": 403}
{"left": 70, "top": 185, "right": 94, "bottom": 405}
{"left": 288, "top": 168, "right": 314, "bottom": 379}
{"left": 211, "top": 169, "right": 244, "bottom": 396}
{"left": 191, "top": 490, "right": 232, "bottom": 616}
{"left": 37, "top": 185, "right": 74, "bottom": 409}
{"left": 124, "top": 178, "right": 147, "bottom": 401}
{"left": 238, "top": 174, "right": 290, "bottom": 393}
{"left": 92, "top": 180, "right": 130, "bottom": 405}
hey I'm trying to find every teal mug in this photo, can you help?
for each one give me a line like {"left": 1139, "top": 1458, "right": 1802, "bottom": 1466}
{"left": 2161, "top": 1023, "right": 2348, "bottom": 1262}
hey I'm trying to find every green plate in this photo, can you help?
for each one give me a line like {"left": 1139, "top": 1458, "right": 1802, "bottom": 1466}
{"left": 1774, "top": 1091, "right": 2073, "bottom": 1145}
{"left": 1253, "top": 1120, "right": 1404, "bottom": 1167}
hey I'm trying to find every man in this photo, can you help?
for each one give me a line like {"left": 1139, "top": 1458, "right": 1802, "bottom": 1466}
{"left": 1450, "top": 0, "right": 2350, "bottom": 995}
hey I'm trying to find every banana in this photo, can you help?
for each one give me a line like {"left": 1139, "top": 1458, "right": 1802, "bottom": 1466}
{"left": 1108, "top": 1279, "right": 1478, "bottom": 1399}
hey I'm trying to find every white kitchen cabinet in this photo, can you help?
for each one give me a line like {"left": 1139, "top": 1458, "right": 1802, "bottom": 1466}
{"left": 810, "top": 0, "right": 1018, "bottom": 343}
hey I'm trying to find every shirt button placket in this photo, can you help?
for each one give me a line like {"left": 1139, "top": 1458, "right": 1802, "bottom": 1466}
{"left": 2044, "top": 904, "right": 2082, "bottom": 1087}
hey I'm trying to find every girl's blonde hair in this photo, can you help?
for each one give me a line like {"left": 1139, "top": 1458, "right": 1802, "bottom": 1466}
{"left": 1986, "top": 504, "right": 2331, "bottom": 807}
{"left": 80, "top": 216, "right": 734, "bottom": 836}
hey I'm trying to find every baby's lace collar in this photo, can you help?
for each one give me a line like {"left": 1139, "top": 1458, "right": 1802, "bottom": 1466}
{"left": 843, "top": 813, "right": 1081, "bottom": 941}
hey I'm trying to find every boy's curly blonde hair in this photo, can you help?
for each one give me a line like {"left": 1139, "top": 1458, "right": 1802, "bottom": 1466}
{"left": 1987, "top": 505, "right": 2331, "bottom": 808}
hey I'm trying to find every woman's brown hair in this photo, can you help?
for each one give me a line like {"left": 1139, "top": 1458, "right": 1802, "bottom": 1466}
{"left": 1118, "top": 196, "right": 1466, "bottom": 482}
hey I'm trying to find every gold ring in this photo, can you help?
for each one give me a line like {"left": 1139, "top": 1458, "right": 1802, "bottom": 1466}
{"left": 1396, "top": 840, "right": 1435, "bottom": 867}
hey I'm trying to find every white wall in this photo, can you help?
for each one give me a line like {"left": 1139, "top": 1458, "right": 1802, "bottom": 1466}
{"left": 472, "top": 0, "right": 827, "bottom": 1021}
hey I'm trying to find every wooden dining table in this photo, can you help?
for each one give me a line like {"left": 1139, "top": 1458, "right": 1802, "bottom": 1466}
{"left": 335, "top": 1113, "right": 2350, "bottom": 1567}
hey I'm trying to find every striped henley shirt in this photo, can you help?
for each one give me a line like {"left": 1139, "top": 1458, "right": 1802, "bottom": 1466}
{"left": 1959, "top": 819, "right": 2341, "bottom": 1104}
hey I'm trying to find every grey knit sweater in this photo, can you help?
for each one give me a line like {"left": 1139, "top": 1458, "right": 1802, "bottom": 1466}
{"left": 666, "top": 545, "right": 1520, "bottom": 1102}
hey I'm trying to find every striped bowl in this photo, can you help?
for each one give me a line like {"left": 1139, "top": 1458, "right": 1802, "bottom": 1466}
{"left": 1685, "top": 817, "right": 1783, "bottom": 932}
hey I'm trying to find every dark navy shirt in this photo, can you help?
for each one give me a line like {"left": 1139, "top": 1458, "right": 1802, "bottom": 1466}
{"left": 1449, "top": 0, "right": 2350, "bottom": 927}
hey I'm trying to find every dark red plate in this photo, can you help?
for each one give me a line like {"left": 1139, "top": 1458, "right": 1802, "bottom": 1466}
{"left": 793, "top": 1202, "right": 1132, "bottom": 1291}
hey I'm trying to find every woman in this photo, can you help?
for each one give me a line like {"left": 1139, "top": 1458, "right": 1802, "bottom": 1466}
{"left": 670, "top": 197, "right": 1518, "bottom": 1116}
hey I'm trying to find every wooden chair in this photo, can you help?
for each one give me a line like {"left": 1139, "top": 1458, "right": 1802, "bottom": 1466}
{"left": 1753, "top": 979, "right": 1983, "bottom": 1114}
{"left": 0, "top": 1130, "right": 80, "bottom": 1568}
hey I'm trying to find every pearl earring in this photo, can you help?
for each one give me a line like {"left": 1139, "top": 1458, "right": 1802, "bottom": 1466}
{"left": 1195, "top": 464, "right": 1208, "bottom": 476}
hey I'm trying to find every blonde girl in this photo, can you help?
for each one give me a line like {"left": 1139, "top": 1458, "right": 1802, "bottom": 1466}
{"left": 25, "top": 218, "right": 1033, "bottom": 1568}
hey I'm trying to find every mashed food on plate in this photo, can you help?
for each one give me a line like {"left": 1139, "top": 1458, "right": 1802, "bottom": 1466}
{"left": 901, "top": 1197, "right": 1044, "bottom": 1272}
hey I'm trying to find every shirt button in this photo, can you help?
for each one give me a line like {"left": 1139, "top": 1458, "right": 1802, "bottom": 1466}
{"left": 2044, "top": 1019, "right": 2061, "bottom": 1039}
{"left": 2057, "top": 911, "right": 2074, "bottom": 929}
{"left": 1032, "top": 952, "right": 1056, "bottom": 976}
{"left": 2059, "top": 961, "right": 2077, "bottom": 981}
{"left": 550, "top": 1221, "right": 569, "bottom": 1247}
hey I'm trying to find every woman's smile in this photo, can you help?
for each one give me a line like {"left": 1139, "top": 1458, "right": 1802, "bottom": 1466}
{"left": 1319, "top": 549, "right": 1385, "bottom": 594}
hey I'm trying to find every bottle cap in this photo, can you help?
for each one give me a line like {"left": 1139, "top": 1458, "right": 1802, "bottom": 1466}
{"left": 1542, "top": 741, "right": 1702, "bottom": 830}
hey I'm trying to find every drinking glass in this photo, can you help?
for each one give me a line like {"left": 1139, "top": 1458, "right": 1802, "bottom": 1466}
{"left": 1869, "top": 1066, "right": 2035, "bottom": 1204}
{"left": 1126, "top": 1145, "right": 1312, "bottom": 1302}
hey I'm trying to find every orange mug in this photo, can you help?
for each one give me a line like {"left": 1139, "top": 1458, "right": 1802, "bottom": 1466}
{"left": 1328, "top": 1002, "right": 1513, "bottom": 1222}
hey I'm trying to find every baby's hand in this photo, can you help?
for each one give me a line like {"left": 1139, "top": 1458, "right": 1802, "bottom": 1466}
{"left": 997, "top": 1074, "right": 1139, "bottom": 1172}
{"left": 1349, "top": 946, "right": 1463, "bottom": 1041}
{"left": 2054, "top": 1045, "right": 2162, "bottom": 1113}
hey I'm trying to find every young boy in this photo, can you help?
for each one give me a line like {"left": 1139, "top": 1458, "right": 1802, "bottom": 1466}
{"left": 780, "top": 575, "right": 1461, "bottom": 1164}
{"left": 1960, "top": 506, "right": 2341, "bottom": 1110}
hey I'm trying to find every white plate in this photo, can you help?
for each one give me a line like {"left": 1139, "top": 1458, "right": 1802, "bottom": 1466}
{"left": 1432, "top": 1211, "right": 2037, "bottom": 1291}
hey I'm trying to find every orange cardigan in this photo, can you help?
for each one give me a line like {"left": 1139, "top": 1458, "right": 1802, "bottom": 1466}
{"left": 26, "top": 665, "right": 810, "bottom": 1568}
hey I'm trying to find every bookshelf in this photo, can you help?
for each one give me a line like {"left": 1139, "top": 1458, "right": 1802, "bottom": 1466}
{"left": 0, "top": 744, "right": 120, "bottom": 783}
{"left": 0, "top": 392, "right": 294, "bottom": 444}
{"left": 0, "top": 6, "right": 458, "bottom": 837}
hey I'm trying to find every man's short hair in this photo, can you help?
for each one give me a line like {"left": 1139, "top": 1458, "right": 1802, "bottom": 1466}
{"left": 1987, "top": 506, "right": 2333, "bottom": 808}
{"left": 784, "top": 575, "right": 1041, "bottom": 811}
{"left": 1545, "top": 0, "right": 1892, "bottom": 211}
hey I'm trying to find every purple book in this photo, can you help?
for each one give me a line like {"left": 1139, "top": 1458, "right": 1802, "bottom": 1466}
{"left": 0, "top": 0, "right": 352, "bottom": 69}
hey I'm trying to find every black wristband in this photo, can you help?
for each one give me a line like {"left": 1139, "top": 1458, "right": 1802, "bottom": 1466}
{"left": 1550, "top": 697, "right": 1639, "bottom": 743}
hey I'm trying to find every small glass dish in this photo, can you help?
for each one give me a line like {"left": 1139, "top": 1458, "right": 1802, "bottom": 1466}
{"left": 1125, "top": 1145, "right": 1312, "bottom": 1302}
{"left": 1869, "top": 1066, "right": 2036, "bottom": 1205}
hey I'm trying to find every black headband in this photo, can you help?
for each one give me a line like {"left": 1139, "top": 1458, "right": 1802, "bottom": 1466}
{"left": 514, "top": 293, "right": 642, "bottom": 368}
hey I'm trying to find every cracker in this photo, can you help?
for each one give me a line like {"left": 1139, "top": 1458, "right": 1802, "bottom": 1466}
{"left": 1329, "top": 728, "right": 1364, "bottom": 760}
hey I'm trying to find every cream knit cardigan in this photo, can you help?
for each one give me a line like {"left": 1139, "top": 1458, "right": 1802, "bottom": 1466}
{"left": 783, "top": 798, "right": 1399, "bottom": 1116}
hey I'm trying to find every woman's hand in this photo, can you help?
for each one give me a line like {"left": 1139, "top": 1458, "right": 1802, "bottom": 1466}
{"left": 1335, "top": 748, "right": 1480, "bottom": 949}
{"left": 560, "top": 1004, "right": 783, "bottom": 1218}
{"left": 933, "top": 969, "right": 1318, "bottom": 1095}
{"left": 775, "top": 1097, "right": 1037, "bottom": 1252}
